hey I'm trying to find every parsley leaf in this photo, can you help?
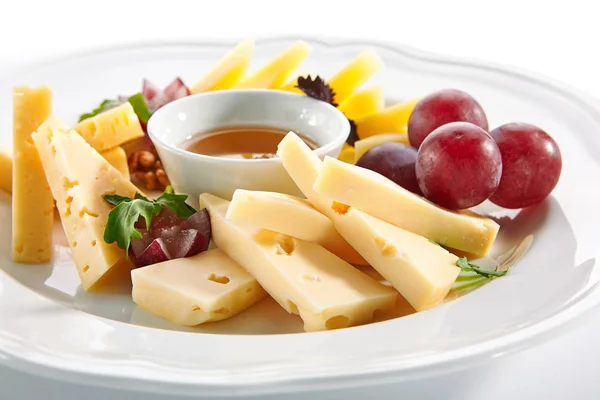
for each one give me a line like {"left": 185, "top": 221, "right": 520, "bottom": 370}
{"left": 456, "top": 257, "right": 508, "bottom": 278}
{"left": 102, "top": 186, "right": 196, "bottom": 253}
{"left": 78, "top": 99, "right": 123, "bottom": 122}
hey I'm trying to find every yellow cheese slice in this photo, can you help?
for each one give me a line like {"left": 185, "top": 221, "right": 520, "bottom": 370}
{"left": 353, "top": 133, "right": 410, "bottom": 163}
{"left": 276, "top": 132, "right": 367, "bottom": 265}
{"left": 313, "top": 157, "right": 499, "bottom": 257}
{"left": 100, "top": 147, "right": 130, "bottom": 179}
{"left": 74, "top": 102, "right": 145, "bottom": 152}
{"left": 132, "top": 249, "right": 267, "bottom": 326}
{"left": 330, "top": 207, "right": 460, "bottom": 311}
{"left": 0, "top": 144, "right": 12, "bottom": 193}
{"left": 33, "top": 116, "right": 138, "bottom": 290}
{"left": 337, "top": 143, "right": 356, "bottom": 164}
{"left": 329, "top": 49, "right": 384, "bottom": 104}
{"left": 12, "top": 86, "right": 54, "bottom": 263}
{"left": 226, "top": 189, "right": 365, "bottom": 264}
{"left": 338, "top": 86, "right": 384, "bottom": 121}
{"left": 190, "top": 39, "right": 255, "bottom": 93}
{"left": 201, "top": 193, "right": 397, "bottom": 332}
{"left": 233, "top": 41, "right": 312, "bottom": 89}
{"left": 356, "top": 98, "right": 420, "bottom": 139}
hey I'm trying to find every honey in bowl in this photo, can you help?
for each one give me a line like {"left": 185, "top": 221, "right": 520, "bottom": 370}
{"left": 180, "top": 125, "right": 319, "bottom": 159}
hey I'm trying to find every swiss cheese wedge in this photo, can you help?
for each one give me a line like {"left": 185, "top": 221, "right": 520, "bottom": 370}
{"left": 74, "top": 102, "right": 145, "bottom": 152}
{"left": 190, "top": 39, "right": 255, "bottom": 93}
{"left": 100, "top": 147, "right": 130, "bottom": 179}
{"left": 313, "top": 157, "right": 499, "bottom": 257}
{"left": 233, "top": 41, "right": 312, "bottom": 89}
{"left": 226, "top": 189, "right": 365, "bottom": 264}
{"left": 0, "top": 144, "right": 12, "bottom": 193}
{"left": 33, "top": 117, "right": 138, "bottom": 290}
{"left": 201, "top": 193, "right": 397, "bottom": 332}
{"left": 12, "top": 86, "right": 54, "bottom": 263}
{"left": 132, "top": 249, "right": 267, "bottom": 326}
{"left": 275, "top": 132, "right": 367, "bottom": 265}
{"left": 329, "top": 49, "right": 384, "bottom": 104}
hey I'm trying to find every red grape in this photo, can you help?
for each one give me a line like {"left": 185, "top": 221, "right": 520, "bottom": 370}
{"left": 489, "top": 123, "right": 561, "bottom": 209}
{"left": 408, "top": 89, "right": 489, "bottom": 149}
{"left": 356, "top": 142, "right": 422, "bottom": 195}
{"left": 416, "top": 122, "right": 502, "bottom": 210}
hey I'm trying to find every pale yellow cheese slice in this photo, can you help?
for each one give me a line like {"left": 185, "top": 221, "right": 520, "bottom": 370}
{"left": 233, "top": 41, "right": 312, "bottom": 89}
{"left": 313, "top": 157, "right": 499, "bottom": 257}
{"left": 354, "top": 133, "right": 410, "bottom": 163}
{"left": 275, "top": 132, "right": 367, "bottom": 265}
{"left": 131, "top": 249, "right": 267, "bottom": 326}
{"left": 74, "top": 102, "right": 145, "bottom": 152}
{"left": 201, "top": 193, "right": 397, "bottom": 332}
{"left": 329, "top": 49, "right": 384, "bottom": 104}
{"left": 190, "top": 39, "right": 255, "bottom": 93}
{"left": 100, "top": 146, "right": 130, "bottom": 179}
{"left": 330, "top": 207, "right": 460, "bottom": 311}
{"left": 226, "top": 189, "right": 365, "bottom": 264}
{"left": 0, "top": 144, "right": 12, "bottom": 193}
{"left": 338, "top": 86, "right": 384, "bottom": 121}
{"left": 355, "top": 98, "right": 420, "bottom": 139}
{"left": 33, "top": 116, "right": 138, "bottom": 290}
{"left": 12, "top": 86, "right": 54, "bottom": 263}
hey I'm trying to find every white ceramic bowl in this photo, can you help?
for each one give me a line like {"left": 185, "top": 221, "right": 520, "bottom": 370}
{"left": 147, "top": 89, "right": 350, "bottom": 202}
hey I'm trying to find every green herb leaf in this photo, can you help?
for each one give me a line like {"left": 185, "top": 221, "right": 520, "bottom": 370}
{"left": 456, "top": 257, "right": 508, "bottom": 278}
{"left": 127, "top": 93, "right": 152, "bottom": 124}
{"left": 103, "top": 198, "right": 161, "bottom": 253}
{"left": 78, "top": 99, "right": 123, "bottom": 122}
{"left": 428, "top": 239, "right": 443, "bottom": 247}
{"left": 155, "top": 186, "right": 196, "bottom": 219}
{"left": 102, "top": 187, "right": 197, "bottom": 252}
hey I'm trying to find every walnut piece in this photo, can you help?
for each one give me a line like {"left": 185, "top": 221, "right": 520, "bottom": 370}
{"left": 128, "top": 150, "right": 170, "bottom": 190}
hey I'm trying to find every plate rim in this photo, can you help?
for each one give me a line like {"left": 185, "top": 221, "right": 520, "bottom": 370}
{"left": 1, "top": 35, "right": 600, "bottom": 397}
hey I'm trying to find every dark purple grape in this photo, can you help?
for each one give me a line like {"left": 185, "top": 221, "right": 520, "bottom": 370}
{"left": 408, "top": 89, "right": 489, "bottom": 149}
{"left": 356, "top": 142, "right": 422, "bottom": 195}
{"left": 489, "top": 123, "right": 562, "bottom": 209}
{"left": 416, "top": 122, "right": 502, "bottom": 210}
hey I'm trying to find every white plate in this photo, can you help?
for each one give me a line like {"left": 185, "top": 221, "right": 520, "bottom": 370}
{"left": 1, "top": 37, "right": 599, "bottom": 397}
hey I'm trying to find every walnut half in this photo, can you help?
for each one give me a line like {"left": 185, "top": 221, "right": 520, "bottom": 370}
{"left": 128, "top": 150, "right": 170, "bottom": 190}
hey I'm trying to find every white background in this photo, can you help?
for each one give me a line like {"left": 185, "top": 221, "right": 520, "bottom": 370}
{"left": 1, "top": 0, "right": 599, "bottom": 399}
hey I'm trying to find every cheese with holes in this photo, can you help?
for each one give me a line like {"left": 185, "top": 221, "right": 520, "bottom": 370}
{"left": 331, "top": 207, "right": 460, "bottom": 311}
{"left": 354, "top": 133, "right": 410, "bottom": 163}
{"left": 314, "top": 157, "right": 499, "bottom": 257}
{"left": 355, "top": 98, "right": 419, "bottom": 139}
{"left": 131, "top": 249, "right": 267, "bottom": 326}
{"left": 329, "top": 49, "right": 383, "bottom": 104}
{"left": 233, "top": 41, "right": 311, "bottom": 89}
{"left": 0, "top": 144, "right": 12, "bottom": 193}
{"left": 201, "top": 193, "right": 396, "bottom": 332}
{"left": 190, "top": 39, "right": 255, "bottom": 93}
{"left": 12, "top": 86, "right": 54, "bottom": 263}
{"left": 226, "top": 189, "right": 364, "bottom": 264}
{"left": 100, "top": 147, "right": 130, "bottom": 179}
{"left": 338, "top": 86, "right": 384, "bottom": 121}
{"left": 74, "top": 102, "right": 145, "bottom": 152}
{"left": 275, "top": 133, "right": 367, "bottom": 265}
{"left": 33, "top": 116, "right": 138, "bottom": 290}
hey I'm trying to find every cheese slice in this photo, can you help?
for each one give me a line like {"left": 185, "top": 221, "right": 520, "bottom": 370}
{"left": 0, "top": 144, "right": 12, "bottom": 193}
{"left": 33, "top": 116, "right": 138, "bottom": 290}
{"left": 12, "top": 86, "right": 54, "bottom": 263}
{"left": 226, "top": 189, "right": 365, "bottom": 264}
{"left": 313, "top": 157, "right": 499, "bottom": 257}
{"left": 338, "top": 86, "right": 384, "bottom": 121}
{"left": 100, "top": 147, "right": 130, "bottom": 179}
{"left": 330, "top": 207, "right": 460, "bottom": 311}
{"left": 131, "top": 249, "right": 267, "bottom": 326}
{"left": 337, "top": 143, "right": 356, "bottom": 164}
{"left": 190, "top": 39, "right": 255, "bottom": 93}
{"left": 275, "top": 132, "right": 367, "bottom": 265}
{"left": 329, "top": 49, "right": 384, "bottom": 104}
{"left": 355, "top": 98, "right": 420, "bottom": 139}
{"left": 354, "top": 133, "right": 410, "bottom": 163}
{"left": 74, "top": 102, "right": 145, "bottom": 152}
{"left": 233, "top": 41, "right": 312, "bottom": 89}
{"left": 201, "top": 193, "right": 397, "bottom": 332}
